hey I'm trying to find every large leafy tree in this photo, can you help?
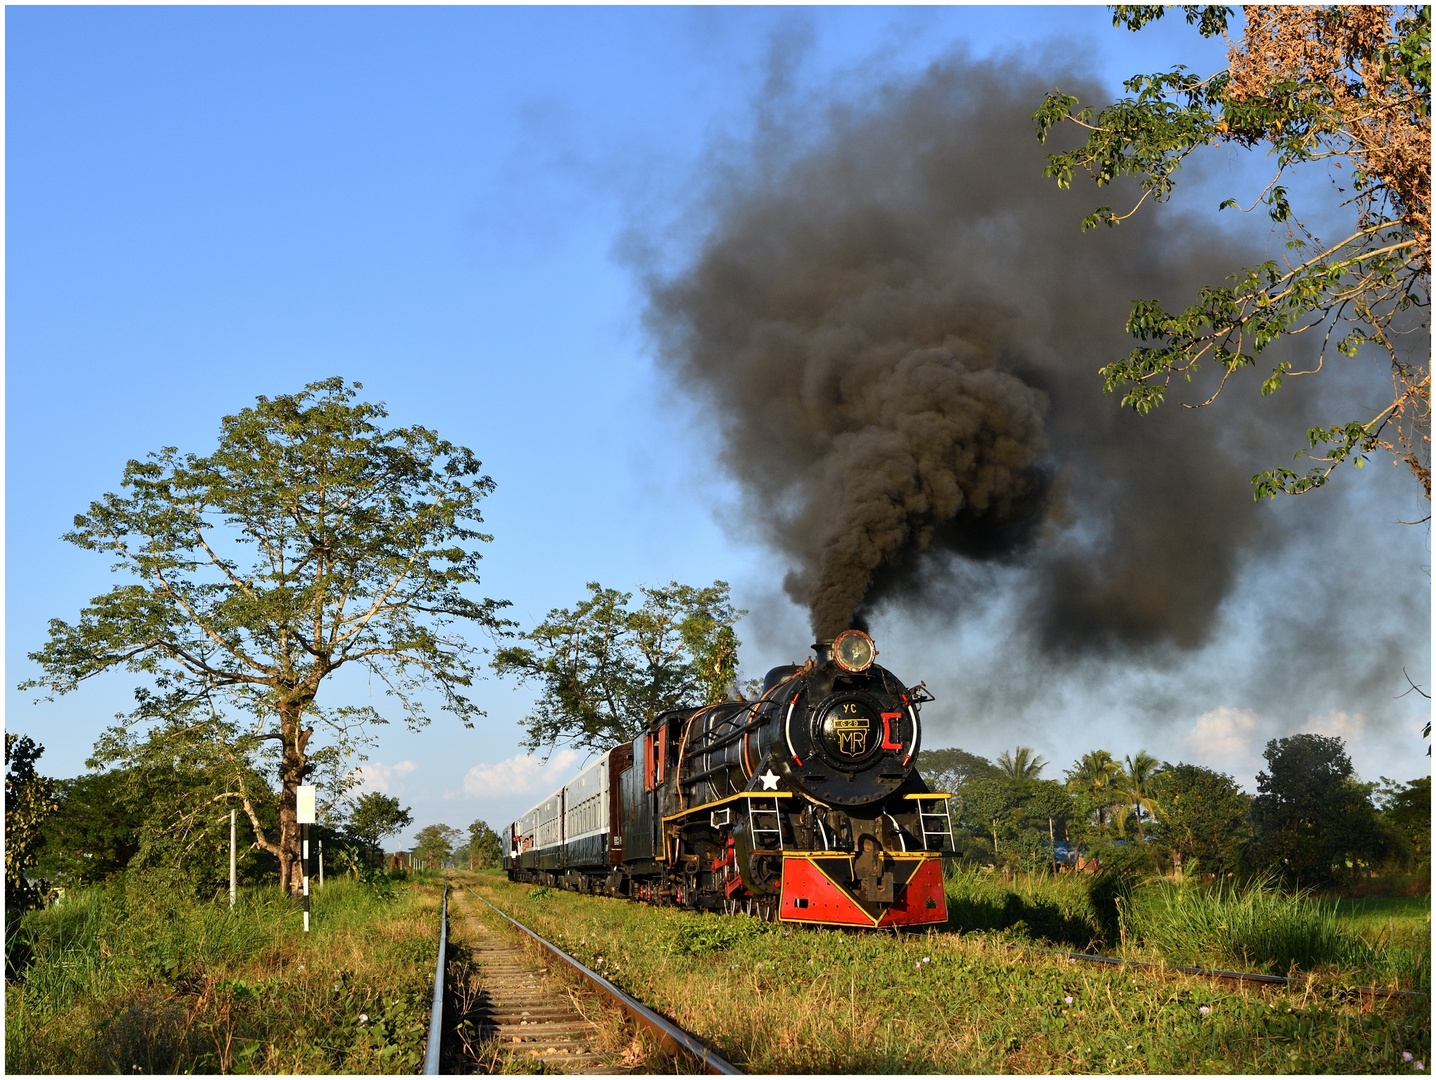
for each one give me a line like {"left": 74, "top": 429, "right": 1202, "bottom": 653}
{"left": 1250, "top": 733, "right": 1387, "bottom": 885}
{"left": 1150, "top": 762, "right": 1250, "bottom": 877}
{"left": 346, "top": 792, "right": 414, "bottom": 870}
{"left": 494, "top": 580, "right": 744, "bottom": 757}
{"left": 1036, "top": 5, "right": 1430, "bottom": 500}
{"left": 412, "top": 823, "right": 462, "bottom": 869}
{"left": 1064, "top": 749, "right": 1127, "bottom": 839}
{"left": 914, "top": 747, "right": 1000, "bottom": 794}
{"left": 21, "top": 378, "right": 509, "bottom": 894}
{"left": 466, "top": 818, "right": 504, "bottom": 870}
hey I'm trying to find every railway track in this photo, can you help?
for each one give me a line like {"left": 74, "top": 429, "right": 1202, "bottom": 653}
{"left": 440, "top": 880, "right": 739, "bottom": 1074}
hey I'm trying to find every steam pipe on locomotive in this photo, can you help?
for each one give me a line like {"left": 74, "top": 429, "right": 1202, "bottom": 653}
{"left": 503, "top": 631, "right": 956, "bottom": 928}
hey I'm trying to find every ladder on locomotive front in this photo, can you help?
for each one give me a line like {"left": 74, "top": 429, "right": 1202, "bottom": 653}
{"left": 905, "top": 793, "right": 956, "bottom": 851}
{"left": 745, "top": 795, "right": 785, "bottom": 850}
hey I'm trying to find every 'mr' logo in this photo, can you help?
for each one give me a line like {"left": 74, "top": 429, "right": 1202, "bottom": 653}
{"left": 833, "top": 704, "right": 871, "bottom": 757}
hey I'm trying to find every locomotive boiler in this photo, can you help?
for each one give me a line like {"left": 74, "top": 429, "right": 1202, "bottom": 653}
{"left": 503, "top": 630, "right": 955, "bottom": 928}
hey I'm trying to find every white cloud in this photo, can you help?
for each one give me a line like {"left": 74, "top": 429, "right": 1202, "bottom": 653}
{"left": 1185, "top": 706, "right": 1261, "bottom": 764}
{"left": 463, "top": 749, "right": 580, "bottom": 800}
{"left": 353, "top": 760, "right": 417, "bottom": 794}
{"left": 1304, "top": 708, "right": 1367, "bottom": 742}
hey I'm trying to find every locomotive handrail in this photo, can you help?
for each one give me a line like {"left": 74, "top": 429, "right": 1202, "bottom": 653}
{"left": 662, "top": 789, "right": 796, "bottom": 822}
{"left": 673, "top": 759, "right": 761, "bottom": 790}
{"left": 686, "top": 708, "right": 776, "bottom": 759}
{"left": 464, "top": 886, "right": 743, "bottom": 1075}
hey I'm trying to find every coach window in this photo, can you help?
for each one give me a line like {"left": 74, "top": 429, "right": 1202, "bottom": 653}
{"left": 644, "top": 732, "right": 655, "bottom": 791}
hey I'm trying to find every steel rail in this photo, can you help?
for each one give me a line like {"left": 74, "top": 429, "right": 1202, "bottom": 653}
{"left": 1003, "top": 941, "right": 1428, "bottom": 1000}
{"left": 422, "top": 885, "right": 449, "bottom": 1074}
{"left": 464, "top": 885, "right": 742, "bottom": 1075}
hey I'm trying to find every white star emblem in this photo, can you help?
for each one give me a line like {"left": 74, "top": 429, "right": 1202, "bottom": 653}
{"left": 759, "top": 770, "right": 781, "bottom": 790}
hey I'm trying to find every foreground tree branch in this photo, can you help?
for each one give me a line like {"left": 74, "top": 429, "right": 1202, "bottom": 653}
{"left": 1035, "top": 4, "right": 1430, "bottom": 500}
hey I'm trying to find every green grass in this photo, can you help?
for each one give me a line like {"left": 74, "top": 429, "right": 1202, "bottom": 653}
{"left": 1332, "top": 895, "right": 1432, "bottom": 930}
{"left": 941, "top": 866, "right": 1105, "bottom": 948}
{"left": 465, "top": 869, "right": 1431, "bottom": 1073}
{"left": 935, "top": 865, "right": 1429, "bottom": 991}
{"left": 7, "top": 868, "right": 441, "bottom": 1074}
{"left": 1127, "top": 879, "right": 1370, "bottom": 975}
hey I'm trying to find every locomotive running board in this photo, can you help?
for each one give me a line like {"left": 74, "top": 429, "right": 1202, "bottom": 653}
{"left": 777, "top": 852, "right": 947, "bottom": 928}
{"left": 660, "top": 790, "right": 795, "bottom": 823}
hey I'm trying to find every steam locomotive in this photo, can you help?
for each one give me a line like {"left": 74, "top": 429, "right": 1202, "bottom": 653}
{"left": 503, "top": 631, "right": 956, "bottom": 928}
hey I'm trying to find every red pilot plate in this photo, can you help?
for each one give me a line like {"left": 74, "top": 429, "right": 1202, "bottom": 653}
{"left": 778, "top": 855, "right": 947, "bottom": 927}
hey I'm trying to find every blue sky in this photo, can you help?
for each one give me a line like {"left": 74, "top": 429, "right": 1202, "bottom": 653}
{"left": 7, "top": 6, "right": 1428, "bottom": 849}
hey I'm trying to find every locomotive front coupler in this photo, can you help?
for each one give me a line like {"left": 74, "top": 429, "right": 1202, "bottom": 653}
{"left": 853, "top": 837, "right": 897, "bottom": 904}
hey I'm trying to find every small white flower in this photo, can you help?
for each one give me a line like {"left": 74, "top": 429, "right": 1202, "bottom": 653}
{"left": 922, "top": 956, "right": 930, "bottom": 963}
{"left": 1406, "top": 1054, "right": 1415, "bottom": 1063}
{"left": 359, "top": 1014, "right": 369, "bottom": 1024}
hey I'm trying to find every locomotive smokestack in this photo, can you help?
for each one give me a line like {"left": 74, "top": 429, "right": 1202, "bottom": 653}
{"left": 813, "top": 639, "right": 834, "bottom": 663}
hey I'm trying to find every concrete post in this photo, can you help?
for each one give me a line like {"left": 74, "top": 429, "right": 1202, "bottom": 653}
{"left": 229, "top": 809, "right": 237, "bottom": 908}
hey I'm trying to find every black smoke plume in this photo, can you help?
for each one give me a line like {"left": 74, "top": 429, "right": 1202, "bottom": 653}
{"left": 647, "top": 53, "right": 1306, "bottom": 652}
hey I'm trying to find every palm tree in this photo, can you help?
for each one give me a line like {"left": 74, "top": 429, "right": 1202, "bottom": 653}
{"left": 997, "top": 746, "right": 1048, "bottom": 783}
{"left": 1065, "top": 749, "right": 1124, "bottom": 837}
{"left": 1116, "top": 751, "right": 1163, "bottom": 840}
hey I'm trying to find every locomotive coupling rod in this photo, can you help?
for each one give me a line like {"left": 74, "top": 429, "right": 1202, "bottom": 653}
{"left": 464, "top": 886, "right": 742, "bottom": 1075}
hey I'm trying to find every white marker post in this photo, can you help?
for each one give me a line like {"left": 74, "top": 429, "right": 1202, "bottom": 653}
{"left": 229, "top": 809, "right": 237, "bottom": 908}
{"left": 297, "top": 785, "right": 317, "bottom": 932}
{"left": 318, "top": 839, "right": 324, "bottom": 888}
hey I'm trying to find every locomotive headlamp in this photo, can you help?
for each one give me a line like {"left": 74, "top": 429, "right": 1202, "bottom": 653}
{"left": 832, "top": 629, "right": 876, "bottom": 672}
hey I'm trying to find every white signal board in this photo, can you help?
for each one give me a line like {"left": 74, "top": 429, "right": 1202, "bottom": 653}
{"left": 297, "top": 785, "right": 317, "bottom": 824}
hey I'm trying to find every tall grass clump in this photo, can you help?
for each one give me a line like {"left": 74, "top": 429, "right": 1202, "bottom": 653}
{"left": 8, "top": 868, "right": 440, "bottom": 1073}
{"left": 1130, "top": 875, "right": 1375, "bottom": 976}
